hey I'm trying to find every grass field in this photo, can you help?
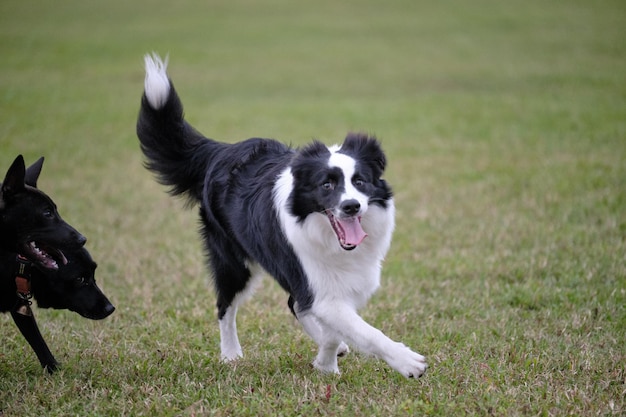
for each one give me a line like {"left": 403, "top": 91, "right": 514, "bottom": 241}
{"left": 1, "top": 0, "right": 625, "bottom": 415}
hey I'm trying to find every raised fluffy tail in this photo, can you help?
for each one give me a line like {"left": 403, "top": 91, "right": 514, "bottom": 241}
{"left": 136, "top": 53, "right": 213, "bottom": 204}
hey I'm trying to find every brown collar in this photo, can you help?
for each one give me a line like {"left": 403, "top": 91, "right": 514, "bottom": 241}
{"left": 15, "top": 255, "right": 33, "bottom": 316}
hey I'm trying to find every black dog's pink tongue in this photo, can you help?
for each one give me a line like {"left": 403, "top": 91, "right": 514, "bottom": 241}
{"left": 339, "top": 217, "right": 367, "bottom": 246}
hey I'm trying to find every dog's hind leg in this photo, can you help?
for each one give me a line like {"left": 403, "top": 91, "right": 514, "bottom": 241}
{"left": 213, "top": 257, "right": 263, "bottom": 362}
{"left": 218, "top": 303, "right": 242, "bottom": 362}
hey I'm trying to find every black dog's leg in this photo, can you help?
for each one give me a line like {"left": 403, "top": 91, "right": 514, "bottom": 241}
{"left": 10, "top": 311, "right": 59, "bottom": 373}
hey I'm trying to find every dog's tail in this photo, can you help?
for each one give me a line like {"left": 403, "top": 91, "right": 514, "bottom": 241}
{"left": 136, "top": 53, "right": 215, "bottom": 204}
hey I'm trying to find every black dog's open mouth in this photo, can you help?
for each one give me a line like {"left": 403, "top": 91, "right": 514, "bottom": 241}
{"left": 326, "top": 212, "right": 367, "bottom": 251}
{"left": 20, "top": 241, "right": 68, "bottom": 270}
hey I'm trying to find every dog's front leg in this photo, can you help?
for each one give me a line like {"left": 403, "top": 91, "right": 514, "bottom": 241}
{"left": 313, "top": 303, "right": 427, "bottom": 378}
{"left": 10, "top": 311, "right": 58, "bottom": 373}
{"left": 296, "top": 311, "right": 350, "bottom": 358}
{"left": 297, "top": 313, "right": 350, "bottom": 373}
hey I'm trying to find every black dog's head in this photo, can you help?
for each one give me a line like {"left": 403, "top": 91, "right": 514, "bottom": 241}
{"left": 31, "top": 246, "right": 115, "bottom": 320}
{"left": 0, "top": 155, "right": 87, "bottom": 269}
{"left": 288, "top": 133, "right": 393, "bottom": 250}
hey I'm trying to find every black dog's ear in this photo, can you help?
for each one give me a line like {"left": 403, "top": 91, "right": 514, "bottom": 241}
{"left": 1, "top": 155, "right": 27, "bottom": 198}
{"left": 24, "top": 156, "right": 45, "bottom": 188}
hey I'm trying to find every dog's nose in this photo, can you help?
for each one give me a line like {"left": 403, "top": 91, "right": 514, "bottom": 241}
{"left": 104, "top": 303, "right": 115, "bottom": 316}
{"left": 76, "top": 234, "right": 87, "bottom": 247}
{"left": 340, "top": 199, "right": 361, "bottom": 216}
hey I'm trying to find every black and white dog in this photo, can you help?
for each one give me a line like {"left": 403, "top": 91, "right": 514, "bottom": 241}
{"left": 137, "top": 54, "right": 427, "bottom": 378}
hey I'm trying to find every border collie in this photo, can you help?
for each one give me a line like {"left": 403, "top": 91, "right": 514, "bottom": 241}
{"left": 136, "top": 54, "right": 426, "bottom": 378}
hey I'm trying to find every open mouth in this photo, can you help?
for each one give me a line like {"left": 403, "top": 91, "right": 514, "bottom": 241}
{"left": 326, "top": 212, "right": 368, "bottom": 250}
{"left": 20, "top": 241, "right": 68, "bottom": 270}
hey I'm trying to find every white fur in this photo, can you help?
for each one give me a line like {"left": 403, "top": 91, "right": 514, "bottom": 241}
{"left": 219, "top": 304, "right": 242, "bottom": 361}
{"left": 144, "top": 53, "right": 170, "bottom": 109}
{"left": 219, "top": 263, "right": 263, "bottom": 362}
{"left": 273, "top": 146, "right": 427, "bottom": 378}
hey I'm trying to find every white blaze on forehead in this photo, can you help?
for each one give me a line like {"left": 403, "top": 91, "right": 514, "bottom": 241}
{"left": 327, "top": 146, "right": 367, "bottom": 207}
{"left": 328, "top": 146, "right": 356, "bottom": 181}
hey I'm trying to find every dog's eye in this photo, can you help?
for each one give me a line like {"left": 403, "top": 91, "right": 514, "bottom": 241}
{"left": 322, "top": 181, "right": 335, "bottom": 191}
{"left": 353, "top": 178, "right": 365, "bottom": 187}
{"left": 43, "top": 208, "right": 54, "bottom": 218}
{"left": 75, "top": 276, "right": 87, "bottom": 286}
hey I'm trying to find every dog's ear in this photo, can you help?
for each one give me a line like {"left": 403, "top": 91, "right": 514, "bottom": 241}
{"left": 1, "top": 155, "right": 27, "bottom": 199}
{"left": 291, "top": 141, "right": 331, "bottom": 181}
{"left": 24, "top": 156, "right": 45, "bottom": 188}
{"left": 341, "top": 133, "right": 387, "bottom": 174}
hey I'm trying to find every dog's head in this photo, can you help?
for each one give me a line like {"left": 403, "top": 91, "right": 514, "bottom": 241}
{"left": 0, "top": 155, "right": 87, "bottom": 269}
{"left": 288, "top": 133, "right": 393, "bottom": 251}
{"left": 31, "top": 246, "right": 115, "bottom": 320}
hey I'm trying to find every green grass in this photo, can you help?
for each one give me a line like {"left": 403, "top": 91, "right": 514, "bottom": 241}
{"left": 1, "top": 0, "right": 625, "bottom": 415}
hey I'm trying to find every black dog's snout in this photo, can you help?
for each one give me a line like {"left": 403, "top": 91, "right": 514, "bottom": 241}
{"left": 340, "top": 199, "right": 361, "bottom": 216}
{"left": 104, "top": 303, "right": 116, "bottom": 317}
{"left": 76, "top": 233, "right": 87, "bottom": 247}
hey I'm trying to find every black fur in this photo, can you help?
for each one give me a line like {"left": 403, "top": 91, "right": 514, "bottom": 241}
{"left": 0, "top": 155, "right": 87, "bottom": 267}
{"left": 0, "top": 155, "right": 113, "bottom": 372}
{"left": 138, "top": 82, "right": 316, "bottom": 316}
{"left": 0, "top": 247, "right": 115, "bottom": 372}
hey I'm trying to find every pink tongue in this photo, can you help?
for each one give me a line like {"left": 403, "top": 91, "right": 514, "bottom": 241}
{"left": 339, "top": 217, "right": 368, "bottom": 246}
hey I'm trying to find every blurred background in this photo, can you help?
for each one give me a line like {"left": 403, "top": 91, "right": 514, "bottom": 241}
{"left": 1, "top": 0, "right": 624, "bottom": 415}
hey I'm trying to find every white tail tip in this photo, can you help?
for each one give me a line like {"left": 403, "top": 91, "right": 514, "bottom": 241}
{"left": 144, "top": 52, "right": 170, "bottom": 109}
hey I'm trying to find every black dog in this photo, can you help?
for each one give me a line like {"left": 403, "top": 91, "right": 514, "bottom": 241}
{"left": 0, "top": 155, "right": 86, "bottom": 266}
{"left": 1, "top": 155, "right": 114, "bottom": 372}
{"left": 0, "top": 247, "right": 115, "bottom": 372}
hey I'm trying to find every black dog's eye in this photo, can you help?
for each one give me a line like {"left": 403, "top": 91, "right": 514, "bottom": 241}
{"left": 43, "top": 208, "right": 54, "bottom": 218}
{"left": 75, "top": 276, "right": 87, "bottom": 286}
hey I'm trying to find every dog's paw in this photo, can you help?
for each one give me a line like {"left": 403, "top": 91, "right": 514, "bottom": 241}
{"left": 336, "top": 342, "right": 350, "bottom": 357}
{"left": 44, "top": 360, "right": 60, "bottom": 374}
{"left": 313, "top": 346, "right": 341, "bottom": 374}
{"left": 313, "top": 357, "right": 340, "bottom": 374}
{"left": 386, "top": 343, "right": 427, "bottom": 379}
{"left": 220, "top": 349, "right": 243, "bottom": 363}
